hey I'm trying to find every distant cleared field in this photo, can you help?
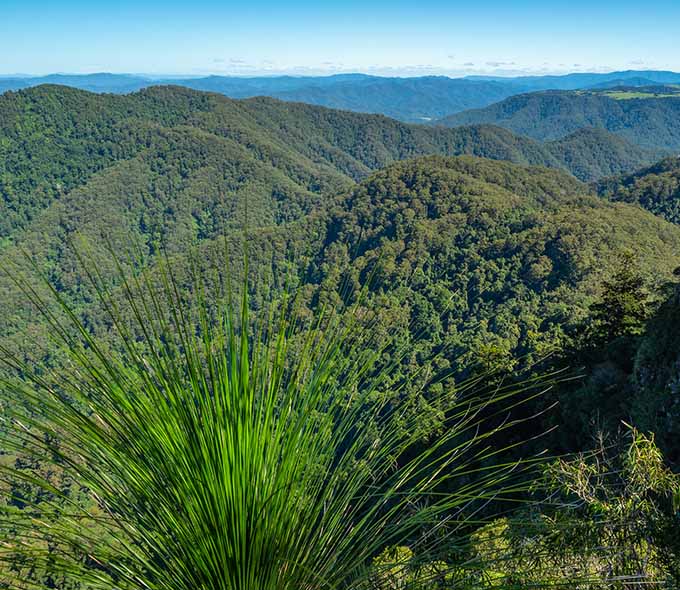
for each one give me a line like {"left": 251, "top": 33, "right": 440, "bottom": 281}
{"left": 602, "top": 89, "right": 680, "bottom": 100}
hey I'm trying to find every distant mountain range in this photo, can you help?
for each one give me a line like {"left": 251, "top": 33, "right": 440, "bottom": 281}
{"left": 2, "top": 70, "right": 680, "bottom": 122}
{"left": 465, "top": 69, "right": 680, "bottom": 90}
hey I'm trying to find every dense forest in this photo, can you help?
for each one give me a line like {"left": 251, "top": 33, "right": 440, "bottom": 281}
{"left": 1, "top": 84, "right": 680, "bottom": 588}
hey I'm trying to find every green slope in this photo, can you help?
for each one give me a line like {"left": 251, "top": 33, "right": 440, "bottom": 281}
{"left": 270, "top": 76, "right": 525, "bottom": 122}
{"left": 4, "top": 85, "right": 680, "bottom": 590}
{"left": 2, "top": 86, "right": 680, "bottom": 358}
{"left": 5, "top": 148, "right": 680, "bottom": 378}
{"left": 547, "top": 127, "right": 660, "bottom": 182}
{"left": 0, "top": 84, "right": 564, "bottom": 237}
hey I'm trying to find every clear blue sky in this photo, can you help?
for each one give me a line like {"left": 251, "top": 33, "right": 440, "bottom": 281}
{"left": 2, "top": 0, "right": 679, "bottom": 76}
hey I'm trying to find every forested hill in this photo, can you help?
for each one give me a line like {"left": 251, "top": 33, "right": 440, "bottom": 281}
{"left": 0, "top": 84, "right": 549, "bottom": 237}
{"left": 3, "top": 88, "right": 680, "bottom": 568}
{"left": 3, "top": 146, "right": 680, "bottom": 588}
{"left": 597, "top": 156, "right": 680, "bottom": 224}
{"left": 307, "top": 156, "right": 680, "bottom": 374}
{"left": 2, "top": 85, "right": 679, "bottom": 363}
{"left": 4, "top": 81, "right": 680, "bottom": 590}
{"left": 437, "top": 89, "right": 680, "bottom": 152}
{"left": 257, "top": 76, "right": 522, "bottom": 122}
{"left": 545, "top": 127, "right": 659, "bottom": 182}
{"left": 0, "top": 85, "right": 656, "bottom": 240}
{"left": 0, "top": 74, "right": 528, "bottom": 121}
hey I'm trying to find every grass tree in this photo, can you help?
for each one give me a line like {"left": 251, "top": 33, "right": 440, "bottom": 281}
{"left": 0, "top": 248, "right": 547, "bottom": 590}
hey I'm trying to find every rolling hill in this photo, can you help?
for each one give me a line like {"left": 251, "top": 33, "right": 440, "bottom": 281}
{"left": 0, "top": 84, "right": 593, "bottom": 242}
{"left": 465, "top": 70, "right": 680, "bottom": 90}
{"left": 0, "top": 84, "right": 655, "bottom": 243}
{"left": 546, "top": 128, "right": 660, "bottom": 182}
{"left": 4, "top": 74, "right": 680, "bottom": 590}
{"left": 308, "top": 156, "right": 680, "bottom": 373}
{"left": 437, "top": 89, "right": 680, "bottom": 152}
{"left": 263, "top": 76, "right": 524, "bottom": 122}
{"left": 0, "top": 74, "right": 528, "bottom": 121}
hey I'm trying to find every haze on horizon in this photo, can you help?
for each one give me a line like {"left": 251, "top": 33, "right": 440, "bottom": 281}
{"left": 2, "top": 0, "right": 680, "bottom": 78}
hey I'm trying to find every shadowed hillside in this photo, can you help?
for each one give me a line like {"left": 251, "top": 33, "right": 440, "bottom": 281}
{"left": 597, "top": 156, "right": 680, "bottom": 224}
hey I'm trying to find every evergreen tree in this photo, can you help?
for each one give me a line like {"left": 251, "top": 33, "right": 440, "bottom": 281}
{"left": 589, "top": 252, "right": 651, "bottom": 346}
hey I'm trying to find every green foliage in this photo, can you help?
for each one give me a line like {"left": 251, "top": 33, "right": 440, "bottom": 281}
{"left": 370, "top": 546, "right": 451, "bottom": 590}
{"left": 546, "top": 127, "right": 660, "bottom": 183}
{"left": 2, "top": 85, "right": 680, "bottom": 588}
{"left": 0, "top": 84, "right": 658, "bottom": 245}
{"left": 1, "top": 87, "right": 677, "bottom": 404}
{"left": 311, "top": 156, "right": 680, "bottom": 382}
{"left": 458, "top": 429, "right": 680, "bottom": 589}
{"left": 630, "top": 272, "right": 680, "bottom": 466}
{"left": 542, "top": 427, "right": 680, "bottom": 587}
{"left": 4, "top": 72, "right": 680, "bottom": 123}
{"left": 559, "top": 265, "right": 680, "bottom": 466}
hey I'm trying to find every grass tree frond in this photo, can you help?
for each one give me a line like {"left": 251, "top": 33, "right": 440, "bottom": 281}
{"left": 0, "top": 244, "right": 549, "bottom": 590}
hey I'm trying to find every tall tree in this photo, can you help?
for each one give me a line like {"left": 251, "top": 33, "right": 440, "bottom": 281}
{"left": 589, "top": 252, "right": 651, "bottom": 346}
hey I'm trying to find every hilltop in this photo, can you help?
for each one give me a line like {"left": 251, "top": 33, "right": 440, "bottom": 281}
{"left": 545, "top": 127, "right": 660, "bottom": 182}
{"left": 307, "top": 156, "right": 680, "bottom": 370}
{"left": 465, "top": 69, "right": 680, "bottom": 90}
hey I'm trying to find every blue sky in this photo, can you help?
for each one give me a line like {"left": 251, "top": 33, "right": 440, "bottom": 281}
{"left": 2, "top": 0, "right": 680, "bottom": 76}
